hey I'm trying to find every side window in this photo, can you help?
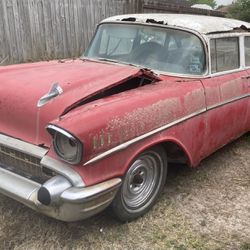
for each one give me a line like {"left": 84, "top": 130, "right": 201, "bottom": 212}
{"left": 245, "top": 37, "right": 250, "bottom": 67}
{"left": 210, "top": 37, "right": 240, "bottom": 73}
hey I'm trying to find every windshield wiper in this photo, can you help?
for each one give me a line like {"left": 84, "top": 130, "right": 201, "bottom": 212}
{"left": 97, "top": 57, "right": 154, "bottom": 70}
{"left": 81, "top": 57, "right": 155, "bottom": 74}
{"left": 80, "top": 57, "right": 121, "bottom": 65}
{"left": 97, "top": 58, "right": 121, "bottom": 64}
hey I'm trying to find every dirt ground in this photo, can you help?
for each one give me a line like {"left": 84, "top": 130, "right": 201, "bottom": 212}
{"left": 0, "top": 134, "right": 249, "bottom": 250}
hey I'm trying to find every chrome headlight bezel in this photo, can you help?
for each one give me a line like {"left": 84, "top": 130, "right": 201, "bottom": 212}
{"left": 47, "top": 125, "right": 83, "bottom": 165}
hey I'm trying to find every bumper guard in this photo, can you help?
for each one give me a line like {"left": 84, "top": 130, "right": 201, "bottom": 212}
{"left": 0, "top": 167, "right": 121, "bottom": 222}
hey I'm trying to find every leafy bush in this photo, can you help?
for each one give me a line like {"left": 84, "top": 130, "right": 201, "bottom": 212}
{"left": 228, "top": 0, "right": 250, "bottom": 22}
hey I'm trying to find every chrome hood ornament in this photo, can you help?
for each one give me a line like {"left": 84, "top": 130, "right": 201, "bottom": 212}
{"left": 37, "top": 83, "right": 63, "bottom": 107}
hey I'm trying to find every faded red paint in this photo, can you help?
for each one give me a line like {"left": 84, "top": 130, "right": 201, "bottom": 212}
{"left": 0, "top": 60, "right": 249, "bottom": 186}
{"left": 201, "top": 71, "right": 249, "bottom": 159}
{"left": 0, "top": 60, "right": 140, "bottom": 145}
{"left": 49, "top": 75, "right": 206, "bottom": 185}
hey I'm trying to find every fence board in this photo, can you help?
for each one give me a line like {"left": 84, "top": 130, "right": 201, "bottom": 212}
{"left": 0, "top": 0, "right": 225, "bottom": 65}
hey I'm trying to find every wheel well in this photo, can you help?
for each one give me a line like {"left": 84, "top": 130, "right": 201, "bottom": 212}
{"left": 161, "top": 141, "right": 189, "bottom": 165}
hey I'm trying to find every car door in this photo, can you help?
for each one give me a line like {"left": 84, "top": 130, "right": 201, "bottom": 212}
{"left": 201, "top": 36, "right": 249, "bottom": 158}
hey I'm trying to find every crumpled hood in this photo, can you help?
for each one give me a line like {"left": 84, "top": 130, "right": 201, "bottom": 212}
{"left": 0, "top": 59, "right": 140, "bottom": 146}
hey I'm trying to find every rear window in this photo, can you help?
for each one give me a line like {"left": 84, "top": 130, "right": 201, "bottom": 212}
{"left": 210, "top": 37, "right": 240, "bottom": 73}
{"left": 245, "top": 37, "right": 250, "bottom": 67}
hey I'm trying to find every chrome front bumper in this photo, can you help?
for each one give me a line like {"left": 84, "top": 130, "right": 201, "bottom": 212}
{"left": 0, "top": 133, "right": 121, "bottom": 222}
{"left": 0, "top": 167, "right": 121, "bottom": 222}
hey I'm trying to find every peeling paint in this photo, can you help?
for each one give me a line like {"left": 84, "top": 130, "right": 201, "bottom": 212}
{"left": 106, "top": 98, "right": 181, "bottom": 145}
{"left": 102, "top": 14, "right": 250, "bottom": 35}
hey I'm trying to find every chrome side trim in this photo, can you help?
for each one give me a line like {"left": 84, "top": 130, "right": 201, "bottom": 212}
{"left": 84, "top": 108, "right": 207, "bottom": 166}
{"left": 0, "top": 134, "right": 48, "bottom": 158}
{"left": 84, "top": 92, "right": 250, "bottom": 166}
{"left": 41, "top": 156, "right": 85, "bottom": 187}
{"left": 208, "top": 93, "right": 250, "bottom": 110}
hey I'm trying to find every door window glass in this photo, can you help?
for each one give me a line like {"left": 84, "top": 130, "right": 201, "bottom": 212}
{"left": 210, "top": 37, "right": 240, "bottom": 73}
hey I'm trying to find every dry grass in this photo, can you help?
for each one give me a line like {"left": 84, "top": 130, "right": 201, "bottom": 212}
{"left": 0, "top": 134, "right": 249, "bottom": 250}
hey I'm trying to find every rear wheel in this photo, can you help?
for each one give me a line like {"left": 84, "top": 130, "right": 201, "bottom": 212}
{"left": 111, "top": 146, "right": 167, "bottom": 222}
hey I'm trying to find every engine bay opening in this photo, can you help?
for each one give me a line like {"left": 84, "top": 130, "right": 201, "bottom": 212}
{"left": 63, "top": 73, "right": 161, "bottom": 115}
{"left": 84, "top": 76, "right": 157, "bottom": 102}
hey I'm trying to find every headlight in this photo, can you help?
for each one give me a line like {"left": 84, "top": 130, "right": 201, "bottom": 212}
{"left": 47, "top": 125, "right": 83, "bottom": 164}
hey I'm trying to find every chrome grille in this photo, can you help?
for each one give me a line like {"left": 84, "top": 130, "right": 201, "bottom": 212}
{"left": 0, "top": 144, "right": 53, "bottom": 183}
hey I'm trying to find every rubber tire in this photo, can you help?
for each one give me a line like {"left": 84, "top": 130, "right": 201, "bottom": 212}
{"left": 111, "top": 145, "right": 167, "bottom": 222}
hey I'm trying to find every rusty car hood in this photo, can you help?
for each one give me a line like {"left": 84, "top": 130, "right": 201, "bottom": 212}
{"left": 0, "top": 59, "right": 141, "bottom": 145}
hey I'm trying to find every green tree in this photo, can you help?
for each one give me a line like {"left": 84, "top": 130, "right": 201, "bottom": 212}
{"left": 228, "top": 0, "right": 250, "bottom": 22}
{"left": 188, "top": 0, "right": 217, "bottom": 9}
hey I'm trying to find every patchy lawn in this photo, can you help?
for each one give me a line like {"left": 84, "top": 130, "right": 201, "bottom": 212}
{"left": 0, "top": 134, "right": 249, "bottom": 250}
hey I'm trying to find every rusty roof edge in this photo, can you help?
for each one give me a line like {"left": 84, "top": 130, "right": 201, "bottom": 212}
{"left": 101, "top": 14, "right": 250, "bottom": 35}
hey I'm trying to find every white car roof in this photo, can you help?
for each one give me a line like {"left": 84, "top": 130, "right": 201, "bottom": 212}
{"left": 101, "top": 14, "right": 250, "bottom": 35}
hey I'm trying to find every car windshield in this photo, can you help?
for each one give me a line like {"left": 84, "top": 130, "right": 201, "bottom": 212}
{"left": 84, "top": 23, "right": 205, "bottom": 75}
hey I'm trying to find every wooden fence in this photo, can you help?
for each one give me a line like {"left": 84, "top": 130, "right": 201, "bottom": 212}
{"left": 0, "top": 0, "right": 224, "bottom": 65}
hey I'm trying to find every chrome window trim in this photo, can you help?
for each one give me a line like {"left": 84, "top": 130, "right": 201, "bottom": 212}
{"left": 207, "top": 32, "right": 250, "bottom": 39}
{"left": 244, "top": 35, "right": 250, "bottom": 67}
{"left": 84, "top": 92, "right": 250, "bottom": 166}
{"left": 240, "top": 36, "right": 245, "bottom": 68}
{"left": 207, "top": 33, "right": 250, "bottom": 77}
{"left": 208, "top": 35, "right": 241, "bottom": 75}
{"left": 207, "top": 67, "right": 245, "bottom": 78}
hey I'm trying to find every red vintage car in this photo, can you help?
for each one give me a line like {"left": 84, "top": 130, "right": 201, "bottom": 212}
{"left": 0, "top": 14, "right": 249, "bottom": 222}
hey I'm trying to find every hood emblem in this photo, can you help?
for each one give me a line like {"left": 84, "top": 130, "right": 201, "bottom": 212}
{"left": 37, "top": 83, "right": 63, "bottom": 107}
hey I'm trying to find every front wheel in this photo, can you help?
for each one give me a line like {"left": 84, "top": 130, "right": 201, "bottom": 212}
{"left": 111, "top": 145, "right": 167, "bottom": 222}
